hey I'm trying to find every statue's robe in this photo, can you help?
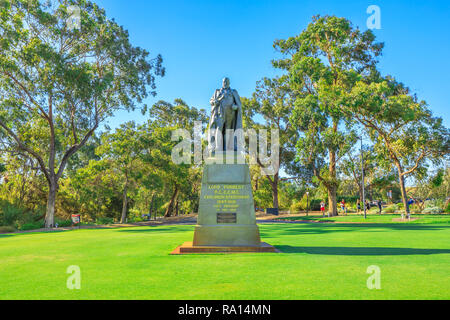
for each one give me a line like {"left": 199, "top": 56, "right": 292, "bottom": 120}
{"left": 208, "top": 88, "right": 243, "bottom": 153}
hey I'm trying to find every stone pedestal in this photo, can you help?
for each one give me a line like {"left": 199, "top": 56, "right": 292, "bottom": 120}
{"left": 171, "top": 154, "right": 277, "bottom": 254}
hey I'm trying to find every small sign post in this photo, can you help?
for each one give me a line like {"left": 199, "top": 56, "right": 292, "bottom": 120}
{"left": 71, "top": 214, "right": 81, "bottom": 228}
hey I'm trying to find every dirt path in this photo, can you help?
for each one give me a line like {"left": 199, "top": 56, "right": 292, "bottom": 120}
{"left": 11, "top": 215, "right": 198, "bottom": 234}
{"left": 4, "top": 212, "right": 418, "bottom": 235}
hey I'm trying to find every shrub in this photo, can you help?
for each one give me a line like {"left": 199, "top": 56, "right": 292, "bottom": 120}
{"left": 55, "top": 220, "right": 73, "bottom": 227}
{"left": 337, "top": 196, "right": 359, "bottom": 204}
{"left": 0, "top": 202, "right": 24, "bottom": 226}
{"left": 423, "top": 207, "right": 443, "bottom": 214}
{"left": 410, "top": 207, "right": 421, "bottom": 214}
{"left": 96, "top": 217, "right": 114, "bottom": 225}
{"left": 0, "top": 226, "right": 16, "bottom": 233}
{"left": 290, "top": 194, "right": 323, "bottom": 212}
{"left": 0, "top": 201, "right": 44, "bottom": 228}
{"left": 79, "top": 222, "right": 96, "bottom": 226}
{"left": 128, "top": 215, "right": 144, "bottom": 223}
{"left": 128, "top": 208, "right": 145, "bottom": 222}
{"left": 369, "top": 206, "right": 379, "bottom": 213}
{"left": 309, "top": 199, "right": 322, "bottom": 211}
{"left": 382, "top": 204, "right": 399, "bottom": 214}
{"left": 445, "top": 202, "right": 450, "bottom": 214}
{"left": 289, "top": 200, "right": 304, "bottom": 213}
{"left": 18, "top": 222, "right": 44, "bottom": 231}
{"left": 425, "top": 199, "right": 444, "bottom": 209}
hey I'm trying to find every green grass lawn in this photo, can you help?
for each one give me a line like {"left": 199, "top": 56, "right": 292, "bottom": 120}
{"left": 276, "top": 214, "right": 450, "bottom": 224}
{"left": 1, "top": 222, "right": 449, "bottom": 300}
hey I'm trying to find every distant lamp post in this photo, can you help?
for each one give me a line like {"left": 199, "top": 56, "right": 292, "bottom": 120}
{"left": 306, "top": 192, "right": 310, "bottom": 216}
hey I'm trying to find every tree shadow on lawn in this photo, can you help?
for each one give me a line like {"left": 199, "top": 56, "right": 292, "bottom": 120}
{"left": 260, "top": 223, "right": 450, "bottom": 237}
{"left": 0, "top": 234, "right": 15, "bottom": 238}
{"left": 117, "top": 225, "right": 195, "bottom": 233}
{"left": 0, "top": 229, "right": 73, "bottom": 238}
{"left": 276, "top": 246, "right": 450, "bottom": 256}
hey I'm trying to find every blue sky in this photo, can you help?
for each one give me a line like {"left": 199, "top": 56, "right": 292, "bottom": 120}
{"left": 95, "top": 0, "right": 450, "bottom": 130}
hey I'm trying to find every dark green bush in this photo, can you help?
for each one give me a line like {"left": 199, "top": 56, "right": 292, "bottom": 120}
{"left": 0, "top": 200, "right": 44, "bottom": 228}
{"left": 382, "top": 204, "right": 399, "bottom": 213}
{"left": 55, "top": 220, "right": 73, "bottom": 227}
{"left": 337, "top": 196, "right": 359, "bottom": 204}
{"left": 0, "top": 201, "right": 24, "bottom": 226}
{"left": 423, "top": 207, "right": 443, "bottom": 214}
{"left": 19, "top": 222, "right": 44, "bottom": 231}
{"left": 289, "top": 198, "right": 322, "bottom": 212}
{"left": 96, "top": 217, "right": 114, "bottom": 225}
{"left": 0, "top": 226, "right": 16, "bottom": 233}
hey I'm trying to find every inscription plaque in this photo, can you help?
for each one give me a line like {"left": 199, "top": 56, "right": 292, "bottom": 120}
{"left": 217, "top": 212, "right": 237, "bottom": 224}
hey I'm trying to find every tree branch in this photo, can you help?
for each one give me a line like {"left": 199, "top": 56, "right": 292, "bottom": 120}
{"left": 401, "top": 149, "right": 428, "bottom": 177}
{"left": 2, "top": 71, "right": 50, "bottom": 121}
{"left": 0, "top": 118, "right": 50, "bottom": 184}
{"left": 56, "top": 123, "right": 99, "bottom": 181}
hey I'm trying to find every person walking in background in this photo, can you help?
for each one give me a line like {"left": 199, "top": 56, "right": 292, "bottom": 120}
{"left": 377, "top": 200, "right": 382, "bottom": 214}
{"left": 357, "top": 199, "right": 361, "bottom": 214}
{"left": 365, "top": 200, "right": 370, "bottom": 212}
{"left": 340, "top": 199, "right": 347, "bottom": 215}
{"left": 320, "top": 201, "right": 325, "bottom": 217}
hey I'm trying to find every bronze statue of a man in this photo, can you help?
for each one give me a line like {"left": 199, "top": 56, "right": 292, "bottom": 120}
{"left": 208, "top": 77, "right": 243, "bottom": 154}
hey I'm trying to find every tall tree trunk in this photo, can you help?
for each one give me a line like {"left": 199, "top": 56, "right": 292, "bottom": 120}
{"left": 149, "top": 193, "right": 155, "bottom": 219}
{"left": 396, "top": 164, "right": 410, "bottom": 218}
{"left": 328, "top": 149, "right": 338, "bottom": 216}
{"left": 164, "top": 185, "right": 179, "bottom": 217}
{"left": 358, "top": 184, "right": 363, "bottom": 208}
{"left": 269, "top": 173, "right": 279, "bottom": 209}
{"left": 19, "top": 165, "right": 28, "bottom": 205}
{"left": 45, "top": 180, "right": 58, "bottom": 228}
{"left": 328, "top": 185, "right": 337, "bottom": 217}
{"left": 46, "top": 104, "right": 57, "bottom": 228}
{"left": 120, "top": 178, "right": 129, "bottom": 223}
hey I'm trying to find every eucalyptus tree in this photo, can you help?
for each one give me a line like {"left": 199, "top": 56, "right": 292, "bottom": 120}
{"left": 62, "top": 157, "right": 123, "bottom": 221}
{"left": 340, "top": 145, "right": 376, "bottom": 204}
{"left": 96, "top": 122, "right": 145, "bottom": 223}
{"left": 0, "top": 0, "right": 164, "bottom": 227}
{"left": 273, "top": 15, "right": 383, "bottom": 215}
{"left": 0, "top": 150, "right": 48, "bottom": 215}
{"left": 409, "top": 168, "right": 445, "bottom": 212}
{"left": 242, "top": 76, "right": 297, "bottom": 209}
{"left": 150, "top": 99, "right": 207, "bottom": 129}
{"left": 346, "top": 76, "right": 450, "bottom": 217}
{"left": 147, "top": 99, "right": 207, "bottom": 217}
{"left": 139, "top": 122, "right": 193, "bottom": 218}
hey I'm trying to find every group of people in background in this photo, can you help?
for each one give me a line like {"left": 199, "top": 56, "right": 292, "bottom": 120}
{"left": 356, "top": 199, "right": 370, "bottom": 213}
{"left": 317, "top": 199, "right": 384, "bottom": 216}
{"left": 356, "top": 199, "right": 383, "bottom": 214}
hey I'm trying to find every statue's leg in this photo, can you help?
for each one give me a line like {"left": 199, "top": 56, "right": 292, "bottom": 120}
{"left": 209, "top": 132, "right": 215, "bottom": 156}
{"left": 216, "top": 127, "right": 224, "bottom": 152}
{"left": 224, "top": 122, "right": 234, "bottom": 151}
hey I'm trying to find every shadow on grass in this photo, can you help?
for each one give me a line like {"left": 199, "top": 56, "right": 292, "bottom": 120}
{"left": 260, "top": 223, "right": 450, "bottom": 237}
{"left": 0, "top": 229, "right": 73, "bottom": 238}
{"left": 117, "top": 225, "right": 195, "bottom": 233}
{"left": 0, "top": 234, "right": 15, "bottom": 238}
{"left": 276, "top": 246, "right": 450, "bottom": 255}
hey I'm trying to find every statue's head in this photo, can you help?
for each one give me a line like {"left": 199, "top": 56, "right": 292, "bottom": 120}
{"left": 222, "top": 77, "right": 230, "bottom": 89}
